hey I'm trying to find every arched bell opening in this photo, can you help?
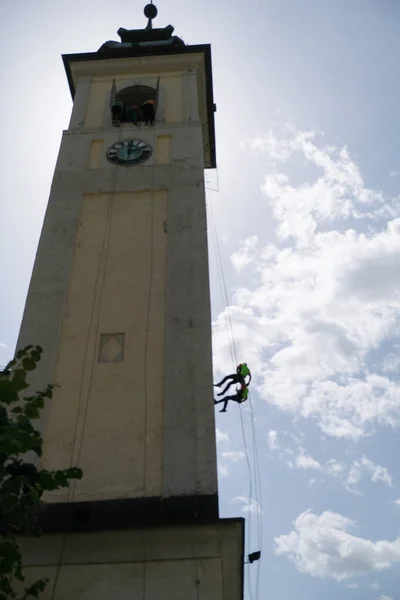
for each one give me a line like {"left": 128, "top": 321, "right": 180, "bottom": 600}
{"left": 110, "top": 80, "right": 159, "bottom": 126}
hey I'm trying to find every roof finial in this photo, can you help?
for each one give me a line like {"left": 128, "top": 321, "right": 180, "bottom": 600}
{"left": 144, "top": 2, "right": 158, "bottom": 30}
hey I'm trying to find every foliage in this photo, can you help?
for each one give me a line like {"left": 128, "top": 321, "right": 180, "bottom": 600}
{"left": 0, "top": 346, "right": 82, "bottom": 599}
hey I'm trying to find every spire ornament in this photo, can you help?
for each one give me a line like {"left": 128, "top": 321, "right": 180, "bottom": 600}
{"left": 144, "top": 2, "right": 158, "bottom": 29}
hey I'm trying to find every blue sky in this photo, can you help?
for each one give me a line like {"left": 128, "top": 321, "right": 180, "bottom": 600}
{"left": 1, "top": 1, "right": 400, "bottom": 599}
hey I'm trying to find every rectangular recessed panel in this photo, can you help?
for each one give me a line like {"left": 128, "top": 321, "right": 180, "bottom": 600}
{"left": 98, "top": 333, "right": 125, "bottom": 363}
{"left": 89, "top": 139, "right": 103, "bottom": 169}
{"left": 156, "top": 135, "right": 171, "bottom": 165}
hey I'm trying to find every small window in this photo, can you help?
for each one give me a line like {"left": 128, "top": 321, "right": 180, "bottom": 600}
{"left": 110, "top": 80, "right": 160, "bottom": 126}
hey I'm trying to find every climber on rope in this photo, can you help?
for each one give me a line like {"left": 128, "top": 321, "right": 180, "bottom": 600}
{"left": 214, "top": 362, "right": 252, "bottom": 396}
{"left": 214, "top": 383, "right": 249, "bottom": 413}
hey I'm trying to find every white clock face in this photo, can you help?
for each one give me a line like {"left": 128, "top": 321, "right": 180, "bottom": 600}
{"left": 106, "top": 139, "right": 152, "bottom": 166}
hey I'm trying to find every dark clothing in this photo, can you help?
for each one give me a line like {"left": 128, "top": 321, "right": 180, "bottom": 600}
{"left": 112, "top": 102, "right": 123, "bottom": 125}
{"left": 215, "top": 373, "right": 244, "bottom": 395}
{"left": 142, "top": 101, "right": 155, "bottom": 125}
{"left": 130, "top": 105, "right": 140, "bottom": 125}
{"left": 214, "top": 390, "right": 247, "bottom": 413}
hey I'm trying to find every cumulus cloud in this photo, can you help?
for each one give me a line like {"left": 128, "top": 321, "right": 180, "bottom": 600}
{"left": 268, "top": 430, "right": 279, "bottom": 451}
{"left": 275, "top": 510, "right": 400, "bottom": 580}
{"left": 250, "top": 130, "right": 390, "bottom": 244}
{"left": 216, "top": 428, "right": 230, "bottom": 444}
{"left": 288, "top": 451, "right": 392, "bottom": 492}
{"left": 221, "top": 451, "right": 245, "bottom": 462}
{"left": 231, "top": 236, "right": 259, "bottom": 272}
{"left": 346, "top": 458, "right": 392, "bottom": 489}
{"left": 372, "top": 582, "right": 381, "bottom": 590}
{"left": 294, "top": 449, "right": 321, "bottom": 471}
{"left": 213, "top": 128, "right": 400, "bottom": 439}
{"left": 233, "top": 496, "right": 262, "bottom": 514}
{"left": 218, "top": 463, "right": 229, "bottom": 478}
{"left": 378, "top": 596, "right": 393, "bottom": 600}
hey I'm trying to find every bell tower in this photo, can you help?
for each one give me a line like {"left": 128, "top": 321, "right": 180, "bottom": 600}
{"left": 18, "top": 4, "right": 244, "bottom": 599}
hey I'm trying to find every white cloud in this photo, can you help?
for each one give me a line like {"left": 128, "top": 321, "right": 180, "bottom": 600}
{"left": 343, "top": 458, "right": 392, "bottom": 491}
{"left": 213, "top": 128, "right": 400, "bottom": 439}
{"left": 291, "top": 453, "right": 392, "bottom": 492}
{"left": 378, "top": 595, "right": 393, "bottom": 600}
{"left": 393, "top": 499, "right": 400, "bottom": 506}
{"left": 0, "top": 342, "right": 7, "bottom": 348}
{"left": 233, "top": 496, "right": 262, "bottom": 514}
{"left": 216, "top": 428, "right": 230, "bottom": 444}
{"left": 355, "top": 458, "right": 392, "bottom": 487}
{"left": 295, "top": 450, "right": 321, "bottom": 471}
{"left": 250, "top": 129, "right": 391, "bottom": 245}
{"left": 231, "top": 236, "right": 259, "bottom": 272}
{"left": 372, "top": 582, "right": 381, "bottom": 590}
{"left": 275, "top": 510, "right": 400, "bottom": 581}
{"left": 381, "top": 346, "right": 400, "bottom": 374}
{"left": 218, "top": 463, "right": 229, "bottom": 478}
{"left": 221, "top": 451, "right": 245, "bottom": 462}
{"left": 268, "top": 430, "right": 279, "bottom": 451}
{"left": 325, "top": 459, "right": 345, "bottom": 476}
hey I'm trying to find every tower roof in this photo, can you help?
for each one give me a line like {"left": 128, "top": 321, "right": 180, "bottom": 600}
{"left": 98, "top": 2, "right": 184, "bottom": 55}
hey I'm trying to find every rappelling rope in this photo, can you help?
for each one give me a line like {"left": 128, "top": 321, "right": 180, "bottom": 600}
{"left": 206, "top": 186, "right": 263, "bottom": 600}
{"left": 68, "top": 125, "right": 122, "bottom": 502}
{"left": 141, "top": 99, "right": 160, "bottom": 600}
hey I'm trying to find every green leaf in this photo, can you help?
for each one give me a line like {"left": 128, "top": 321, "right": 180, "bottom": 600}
{"left": 31, "top": 396, "right": 44, "bottom": 410}
{"left": 22, "top": 358, "right": 35, "bottom": 372}
{"left": 30, "top": 351, "right": 41, "bottom": 364}
{"left": 66, "top": 467, "right": 83, "bottom": 480}
{"left": 0, "top": 381, "right": 18, "bottom": 405}
{"left": 42, "top": 386, "right": 53, "bottom": 399}
{"left": 54, "top": 472, "right": 68, "bottom": 487}
{"left": 11, "top": 370, "right": 28, "bottom": 391}
{"left": 23, "top": 578, "right": 48, "bottom": 599}
{"left": 39, "top": 472, "right": 59, "bottom": 491}
{"left": 0, "top": 345, "right": 84, "bottom": 599}
{"left": 23, "top": 404, "right": 40, "bottom": 420}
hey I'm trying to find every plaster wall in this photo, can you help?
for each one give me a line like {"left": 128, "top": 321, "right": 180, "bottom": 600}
{"left": 18, "top": 522, "right": 243, "bottom": 600}
{"left": 17, "top": 119, "right": 217, "bottom": 500}
{"left": 42, "top": 190, "right": 166, "bottom": 502}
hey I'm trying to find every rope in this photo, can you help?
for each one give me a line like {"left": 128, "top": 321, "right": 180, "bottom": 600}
{"left": 142, "top": 108, "right": 159, "bottom": 600}
{"left": 207, "top": 187, "right": 264, "bottom": 600}
{"left": 49, "top": 536, "right": 67, "bottom": 600}
{"left": 249, "top": 388, "right": 264, "bottom": 600}
{"left": 69, "top": 127, "right": 122, "bottom": 501}
{"left": 143, "top": 122, "right": 158, "bottom": 498}
{"left": 190, "top": 530, "right": 201, "bottom": 600}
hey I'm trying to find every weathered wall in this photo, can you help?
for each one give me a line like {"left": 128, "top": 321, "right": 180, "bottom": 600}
{"left": 17, "top": 53, "right": 217, "bottom": 501}
{"left": 42, "top": 190, "right": 166, "bottom": 502}
{"left": 19, "top": 521, "right": 243, "bottom": 600}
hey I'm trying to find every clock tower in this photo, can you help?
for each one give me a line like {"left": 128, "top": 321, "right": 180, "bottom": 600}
{"left": 17, "top": 4, "right": 244, "bottom": 599}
